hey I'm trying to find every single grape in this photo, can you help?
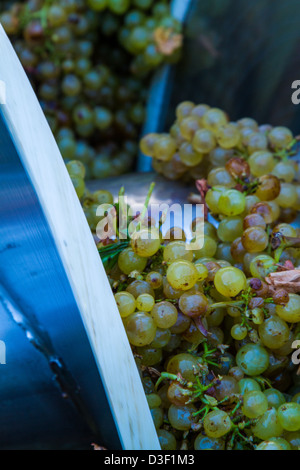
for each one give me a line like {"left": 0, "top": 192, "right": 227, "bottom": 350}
{"left": 214, "top": 267, "right": 247, "bottom": 297}
{"left": 203, "top": 410, "right": 232, "bottom": 438}
{"left": 236, "top": 344, "right": 269, "bottom": 376}
{"left": 276, "top": 294, "right": 300, "bottom": 323}
{"left": 114, "top": 291, "right": 136, "bottom": 318}
{"left": 166, "top": 260, "right": 199, "bottom": 291}
{"left": 278, "top": 403, "right": 300, "bottom": 432}
{"left": 242, "top": 391, "right": 269, "bottom": 419}
{"left": 151, "top": 301, "right": 178, "bottom": 329}
{"left": 125, "top": 311, "right": 157, "bottom": 347}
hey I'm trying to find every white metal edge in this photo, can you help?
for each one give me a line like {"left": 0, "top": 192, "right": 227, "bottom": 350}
{"left": 0, "top": 25, "right": 160, "bottom": 451}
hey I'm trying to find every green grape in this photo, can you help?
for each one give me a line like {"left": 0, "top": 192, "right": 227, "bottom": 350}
{"left": 151, "top": 407, "right": 164, "bottom": 429}
{"left": 168, "top": 404, "right": 197, "bottom": 431}
{"left": 157, "top": 429, "right": 177, "bottom": 451}
{"left": 194, "top": 262, "right": 208, "bottom": 281}
{"left": 179, "top": 142, "right": 203, "bottom": 167}
{"left": 178, "top": 291, "right": 209, "bottom": 318}
{"left": 144, "top": 43, "right": 163, "bottom": 67}
{"left": 179, "top": 116, "right": 200, "bottom": 141}
{"left": 292, "top": 393, "right": 300, "bottom": 405}
{"left": 246, "top": 131, "right": 268, "bottom": 154}
{"left": 136, "top": 294, "right": 155, "bottom": 312}
{"left": 93, "top": 190, "right": 114, "bottom": 205}
{"left": 166, "top": 260, "right": 199, "bottom": 291}
{"left": 268, "top": 126, "right": 293, "bottom": 150}
{"left": 170, "top": 313, "right": 191, "bottom": 336}
{"left": 242, "top": 391, "right": 269, "bottom": 419}
{"left": 153, "top": 135, "right": 177, "bottom": 162}
{"left": 87, "top": 0, "right": 108, "bottom": 11}
{"left": 94, "top": 107, "right": 113, "bottom": 130}
{"left": 163, "top": 241, "right": 193, "bottom": 263}
{"left": 126, "top": 280, "right": 155, "bottom": 298}
{"left": 256, "top": 440, "right": 285, "bottom": 450}
{"left": 61, "top": 74, "right": 82, "bottom": 96}
{"left": 145, "top": 272, "right": 163, "bottom": 290}
{"left": 248, "top": 151, "right": 276, "bottom": 177}
{"left": 193, "top": 236, "right": 217, "bottom": 260}
{"left": 108, "top": 0, "right": 130, "bottom": 15}
{"left": 136, "top": 346, "right": 162, "bottom": 366}
{"left": 203, "top": 410, "right": 232, "bottom": 438}
{"left": 114, "top": 291, "right": 136, "bottom": 318}
{"left": 264, "top": 389, "right": 286, "bottom": 410}
{"left": 217, "top": 217, "right": 243, "bottom": 243}
{"left": 276, "top": 294, "right": 300, "bottom": 323}
{"left": 273, "top": 223, "right": 297, "bottom": 238}
{"left": 167, "top": 353, "right": 200, "bottom": 382}
{"left": 236, "top": 344, "right": 269, "bottom": 376}
{"left": 194, "top": 435, "right": 225, "bottom": 450}
{"left": 202, "top": 108, "right": 228, "bottom": 132}
{"left": 130, "top": 228, "right": 161, "bottom": 257}
{"left": 245, "top": 195, "right": 260, "bottom": 214}
{"left": 207, "top": 167, "right": 235, "bottom": 187}
{"left": 258, "top": 316, "right": 290, "bottom": 350}
{"left": 283, "top": 431, "right": 300, "bottom": 449}
{"left": 140, "top": 133, "right": 158, "bottom": 157}
{"left": 146, "top": 393, "right": 162, "bottom": 409}
{"left": 150, "top": 328, "right": 171, "bottom": 348}
{"left": 218, "top": 189, "right": 246, "bottom": 216}
{"left": 268, "top": 438, "right": 291, "bottom": 451}
{"left": 118, "top": 247, "right": 147, "bottom": 275}
{"left": 216, "top": 123, "right": 241, "bottom": 149}
{"left": 275, "top": 183, "right": 298, "bottom": 208}
{"left": 71, "top": 176, "right": 85, "bottom": 198}
{"left": 272, "top": 161, "right": 296, "bottom": 183}
{"left": 125, "top": 311, "right": 157, "bottom": 347}
{"left": 205, "top": 186, "right": 226, "bottom": 213}
{"left": 128, "top": 26, "right": 149, "bottom": 52}
{"left": 241, "top": 227, "right": 269, "bottom": 253}
{"left": 214, "top": 267, "right": 247, "bottom": 297}
{"left": 278, "top": 403, "right": 300, "bottom": 431}
{"left": 66, "top": 160, "right": 86, "bottom": 179}
{"left": 251, "top": 407, "right": 284, "bottom": 440}
{"left": 175, "top": 101, "right": 195, "bottom": 121}
{"left": 151, "top": 301, "right": 178, "bottom": 329}
{"left": 192, "top": 128, "right": 216, "bottom": 154}
{"left": 231, "top": 324, "right": 248, "bottom": 341}
{"left": 249, "top": 254, "right": 276, "bottom": 279}
{"left": 239, "top": 378, "right": 261, "bottom": 394}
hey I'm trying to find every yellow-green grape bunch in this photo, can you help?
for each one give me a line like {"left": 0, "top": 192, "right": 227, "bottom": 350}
{"left": 0, "top": 0, "right": 182, "bottom": 179}
{"left": 140, "top": 102, "right": 300, "bottom": 188}
{"left": 105, "top": 189, "right": 300, "bottom": 450}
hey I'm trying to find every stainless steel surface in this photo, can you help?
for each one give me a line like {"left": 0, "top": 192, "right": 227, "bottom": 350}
{"left": 0, "top": 111, "right": 121, "bottom": 450}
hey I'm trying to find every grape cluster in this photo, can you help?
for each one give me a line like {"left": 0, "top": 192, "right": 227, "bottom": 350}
{"left": 66, "top": 102, "right": 300, "bottom": 450}
{"left": 140, "top": 102, "right": 300, "bottom": 185}
{"left": 0, "top": 0, "right": 182, "bottom": 178}
{"left": 68, "top": 144, "right": 300, "bottom": 450}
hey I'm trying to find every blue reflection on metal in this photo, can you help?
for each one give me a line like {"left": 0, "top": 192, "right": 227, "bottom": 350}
{"left": 0, "top": 110, "right": 121, "bottom": 450}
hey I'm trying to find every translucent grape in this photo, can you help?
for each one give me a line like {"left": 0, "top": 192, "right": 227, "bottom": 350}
{"left": 236, "top": 344, "right": 269, "bottom": 376}
{"left": 166, "top": 260, "right": 199, "bottom": 291}
{"left": 203, "top": 410, "right": 232, "bottom": 438}
{"left": 214, "top": 267, "right": 247, "bottom": 297}
{"left": 242, "top": 391, "right": 269, "bottom": 419}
